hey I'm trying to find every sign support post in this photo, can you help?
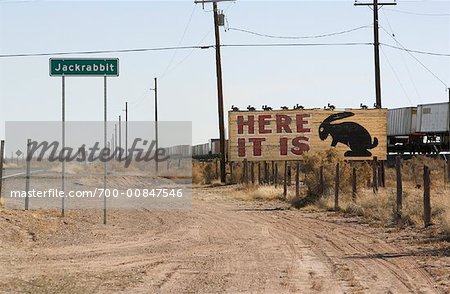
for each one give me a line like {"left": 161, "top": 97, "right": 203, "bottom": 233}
{"left": 104, "top": 76, "right": 108, "bottom": 225}
{"left": 154, "top": 77, "right": 159, "bottom": 175}
{"left": 50, "top": 58, "right": 119, "bottom": 224}
{"left": 61, "top": 75, "right": 66, "bottom": 217}
{"left": 25, "top": 139, "right": 31, "bottom": 210}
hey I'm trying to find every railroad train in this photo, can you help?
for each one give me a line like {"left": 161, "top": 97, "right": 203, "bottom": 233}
{"left": 163, "top": 139, "right": 226, "bottom": 160}
{"left": 167, "top": 102, "right": 449, "bottom": 159}
{"left": 387, "top": 102, "right": 449, "bottom": 154}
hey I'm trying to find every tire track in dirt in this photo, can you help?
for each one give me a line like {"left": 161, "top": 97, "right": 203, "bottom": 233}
{"left": 0, "top": 184, "right": 443, "bottom": 293}
{"left": 262, "top": 211, "right": 440, "bottom": 293}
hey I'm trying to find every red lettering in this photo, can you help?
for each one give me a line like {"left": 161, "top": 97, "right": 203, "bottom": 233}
{"left": 258, "top": 115, "right": 272, "bottom": 134}
{"left": 237, "top": 115, "right": 255, "bottom": 134}
{"left": 291, "top": 136, "right": 310, "bottom": 155}
{"left": 249, "top": 138, "right": 265, "bottom": 156}
{"left": 296, "top": 114, "right": 311, "bottom": 133}
{"left": 280, "top": 137, "right": 288, "bottom": 156}
{"left": 276, "top": 115, "right": 292, "bottom": 133}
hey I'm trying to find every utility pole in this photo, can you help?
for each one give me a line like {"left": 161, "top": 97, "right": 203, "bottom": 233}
{"left": 114, "top": 123, "right": 117, "bottom": 160}
{"left": 195, "top": 0, "right": 231, "bottom": 183}
{"left": 355, "top": 0, "right": 396, "bottom": 109}
{"left": 118, "top": 115, "right": 122, "bottom": 160}
{"left": 448, "top": 88, "right": 450, "bottom": 181}
{"left": 213, "top": 0, "right": 226, "bottom": 184}
{"left": 151, "top": 78, "right": 159, "bottom": 175}
{"left": 123, "top": 102, "right": 128, "bottom": 160}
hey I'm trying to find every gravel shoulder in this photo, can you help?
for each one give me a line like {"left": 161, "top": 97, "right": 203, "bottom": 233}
{"left": 0, "top": 184, "right": 448, "bottom": 293}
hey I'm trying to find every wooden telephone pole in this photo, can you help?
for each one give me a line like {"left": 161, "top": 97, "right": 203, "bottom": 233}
{"left": 448, "top": 88, "right": 450, "bottom": 182}
{"left": 195, "top": 0, "right": 232, "bottom": 183}
{"left": 123, "top": 102, "right": 128, "bottom": 160}
{"left": 355, "top": 0, "right": 396, "bottom": 108}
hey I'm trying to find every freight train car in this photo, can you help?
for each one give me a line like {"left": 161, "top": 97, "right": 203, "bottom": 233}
{"left": 165, "top": 145, "right": 191, "bottom": 158}
{"left": 192, "top": 139, "right": 228, "bottom": 160}
{"left": 387, "top": 102, "right": 449, "bottom": 154}
{"left": 192, "top": 143, "right": 210, "bottom": 158}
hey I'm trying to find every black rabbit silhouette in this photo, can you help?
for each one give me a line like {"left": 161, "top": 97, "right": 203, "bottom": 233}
{"left": 319, "top": 112, "right": 378, "bottom": 157}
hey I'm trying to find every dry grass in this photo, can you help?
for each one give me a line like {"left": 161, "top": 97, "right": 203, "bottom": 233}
{"left": 302, "top": 149, "right": 373, "bottom": 195}
{"left": 233, "top": 185, "right": 284, "bottom": 201}
{"left": 192, "top": 161, "right": 220, "bottom": 185}
{"left": 3, "top": 162, "right": 20, "bottom": 169}
{"left": 211, "top": 152, "right": 450, "bottom": 236}
{"left": 313, "top": 187, "right": 450, "bottom": 232}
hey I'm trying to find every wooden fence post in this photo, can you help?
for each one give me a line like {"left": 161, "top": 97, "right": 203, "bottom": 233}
{"left": 215, "top": 158, "right": 219, "bottom": 179}
{"left": 381, "top": 161, "right": 386, "bottom": 188}
{"left": 250, "top": 161, "right": 255, "bottom": 184}
{"left": 258, "top": 162, "right": 261, "bottom": 185}
{"left": 274, "top": 162, "right": 278, "bottom": 188}
{"left": 319, "top": 166, "right": 324, "bottom": 196}
{"left": 287, "top": 164, "right": 291, "bottom": 186}
{"left": 447, "top": 152, "right": 450, "bottom": 188}
{"left": 334, "top": 162, "right": 339, "bottom": 210}
{"left": 423, "top": 165, "right": 431, "bottom": 227}
{"left": 352, "top": 165, "right": 357, "bottom": 202}
{"left": 0, "top": 140, "right": 4, "bottom": 200}
{"left": 396, "top": 156, "right": 403, "bottom": 221}
{"left": 295, "top": 161, "right": 300, "bottom": 197}
{"left": 264, "top": 161, "right": 268, "bottom": 184}
{"left": 243, "top": 159, "right": 248, "bottom": 184}
{"left": 229, "top": 161, "right": 234, "bottom": 184}
{"left": 443, "top": 160, "right": 447, "bottom": 188}
{"left": 372, "top": 156, "right": 378, "bottom": 193}
{"left": 271, "top": 161, "right": 275, "bottom": 185}
{"left": 283, "top": 161, "right": 288, "bottom": 199}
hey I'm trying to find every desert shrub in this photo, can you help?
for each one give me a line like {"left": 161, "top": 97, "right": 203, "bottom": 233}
{"left": 234, "top": 184, "right": 284, "bottom": 201}
{"left": 302, "top": 149, "right": 372, "bottom": 197}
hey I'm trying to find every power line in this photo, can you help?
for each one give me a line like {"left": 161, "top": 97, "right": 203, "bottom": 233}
{"left": 159, "top": 5, "right": 197, "bottom": 78}
{"left": 380, "top": 43, "right": 450, "bottom": 57}
{"left": 160, "top": 1, "right": 234, "bottom": 79}
{"left": 380, "top": 10, "right": 422, "bottom": 103}
{"left": 227, "top": 25, "right": 372, "bottom": 39}
{"left": 384, "top": 8, "right": 450, "bottom": 17}
{"left": 0, "top": 43, "right": 374, "bottom": 58}
{"left": 159, "top": 29, "right": 213, "bottom": 79}
{"left": 0, "top": 45, "right": 214, "bottom": 58}
{"left": 1, "top": 41, "right": 447, "bottom": 59}
{"left": 354, "top": 0, "right": 397, "bottom": 109}
{"left": 380, "top": 47, "right": 414, "bottom": 106}
{"left": 380, "top": 27, "right": 448, "bottom": 88}
{"left": 221, "top": 42, "right": 373, "bottom": 48}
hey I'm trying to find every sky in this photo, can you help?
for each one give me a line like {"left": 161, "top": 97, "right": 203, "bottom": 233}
{"left": 0, "top": 0, "right": 449, "bottom": 144}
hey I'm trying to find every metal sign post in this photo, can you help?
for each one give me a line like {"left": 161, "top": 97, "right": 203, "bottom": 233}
{"left": 103, "top": 76, "right": 108, "bottom": 225}
{"left": 25, "top": 139, "right": 31, "bottom": 210}
{"left": 0, "top": 140, "right": 4, "bottom": 200}
{"left": 154, "top": 77, "right": 159, "bottom": 175}
{"left": 62, "top": 75, "right": 66, "bottom": 217}
{"left": 50, "top": 58, "right": 119, "bottom": 224}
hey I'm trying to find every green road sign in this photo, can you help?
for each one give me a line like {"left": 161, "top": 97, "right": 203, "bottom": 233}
{"left": 49, "top": 58, "right": 119, "bottom": 76}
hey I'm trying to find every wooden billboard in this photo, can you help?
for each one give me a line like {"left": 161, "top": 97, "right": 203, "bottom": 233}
{"left": 228, "top": 109, "right": 387, "bottom": 161}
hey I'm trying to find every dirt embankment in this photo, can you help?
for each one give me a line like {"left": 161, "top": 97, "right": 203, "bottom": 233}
{"left": 0, "top": 185, "right": 448, "bottom": 293}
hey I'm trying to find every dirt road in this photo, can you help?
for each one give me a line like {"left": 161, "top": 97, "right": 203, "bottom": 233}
{"left": 0, "top": 185, "right": 446, "bottom": 293}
